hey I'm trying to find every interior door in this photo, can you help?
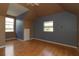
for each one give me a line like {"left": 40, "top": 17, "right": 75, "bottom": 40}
{"left": 24, "top": 28, "right": 30, "bottom": 41}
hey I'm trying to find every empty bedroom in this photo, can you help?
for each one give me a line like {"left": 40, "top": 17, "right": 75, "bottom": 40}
{"left": 0, "top": 3, "right": 79, "bottom": 56}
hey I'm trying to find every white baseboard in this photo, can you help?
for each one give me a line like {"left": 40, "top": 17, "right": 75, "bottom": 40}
{"left": 6, "top": 38, "right": 16, "bottom": 40}
{"left": 31, "top": 38, "right": 77, "bottom": 49}
{"left": 16, "top": 39, "right": 24, "bottom": 41}
{"left": 17, "top": 39, "right": 31, "bottom": 41}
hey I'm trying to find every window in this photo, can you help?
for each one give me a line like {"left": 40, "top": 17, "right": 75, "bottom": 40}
{"left": 44, "top": 21, "right": 53, "bottom": 32}
{"left": 5, "top": 17, "right": 14, "bottom": 32}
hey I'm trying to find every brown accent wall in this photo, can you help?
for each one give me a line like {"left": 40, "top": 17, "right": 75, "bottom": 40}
{"left": 24, "top": 10, "right": 37, "bottom": 36}
{"left": 0, "top": 16, "right": 5, "bottom": 45}
{"left": 0, "top": 4, "right": 9, "bottom": 16}
{"left": 0, "top": 4, "right": 8, "bottom": 45}
{"left": 24, "top": 10, "right": 37, "bottom": 28}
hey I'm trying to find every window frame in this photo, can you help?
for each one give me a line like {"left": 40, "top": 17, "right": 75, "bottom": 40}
{"left": 5, "top": 16, "right": 15, "bottom": 32}
{"left": 43, "top": 21, "right": 54, "bottom": 32}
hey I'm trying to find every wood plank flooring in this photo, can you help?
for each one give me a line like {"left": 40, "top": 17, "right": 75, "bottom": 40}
{"left": 1, "top": 39, "right": 79, "bottom": 56}
{"left": 0, "top": 48, "right": 5, "bottom": 56}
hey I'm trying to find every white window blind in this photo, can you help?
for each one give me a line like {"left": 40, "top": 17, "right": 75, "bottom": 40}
{"left": 5, "top": 17, "right": 14, "bottom": 32}
{"left": 44, "top": 21, "right": 53, "bottom": 32}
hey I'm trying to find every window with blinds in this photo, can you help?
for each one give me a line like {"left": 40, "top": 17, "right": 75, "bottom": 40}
{"left": 44, "top": 21, "right": 53, "bottom": 32}
{"left": 5, "top": 17, "right": 14, "bottom": 32}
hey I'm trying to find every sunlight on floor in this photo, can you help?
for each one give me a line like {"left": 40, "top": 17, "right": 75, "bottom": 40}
{"left": 5, "top": 44, "right": 14, "bottom": 56}
{"left": 40, "top": 49, "right": 53, "bottom": 56}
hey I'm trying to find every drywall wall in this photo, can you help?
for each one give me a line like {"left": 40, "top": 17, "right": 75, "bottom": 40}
{"left": 24, "top": 9, "right": 38, "bottom": 37}
{"left": 24, "top": 10, "right": 37, "bottom": 28}
{"left": 0, "top": 4, "right": 8, "bottom": 45}
{"left": 32, "top": 11, "right": 77, "bottom": 46}
{"left": 0, "top": 16, "right": 6, "bottom": 45}
{"left": 16, "top": 12, "right": 26, "bottom": 39}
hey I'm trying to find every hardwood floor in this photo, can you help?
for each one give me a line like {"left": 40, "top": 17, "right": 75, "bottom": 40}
{"left": 0, "top": 48, "right": 5, "bottom": 56}
{"left": 1, "top": 39, "right": 79, "bottom": 56}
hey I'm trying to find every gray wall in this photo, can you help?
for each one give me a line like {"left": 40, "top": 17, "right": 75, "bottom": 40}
{"left": 32, "top": 11, "right": 77, "bottom": 46}
{"left": 16, "top": 12, "right": 26, "bottom": 39}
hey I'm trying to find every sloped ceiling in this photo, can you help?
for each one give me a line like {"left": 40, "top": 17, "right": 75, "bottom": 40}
{"left": 0, "top": 3, "right": 79, "bottom": 17}
{"left": 32, "top": 3, "right": 64, "bottom": 16}
{"left": 20, "top": 3, "right": 79, "bottom": 28}
{"left": 20, "top": 3, "right": 64, "bottom": 16}
{"left": 21, "top": 3, "right": 79, "bottom": 16}
{"left": 59, "top": 3, "right": 79, "bottom": 15}
{"left": 0, "top": 4, "right": 9, "bottom": 16}
{"left": 7, "top": 3, "right": 29, "bottom": 17}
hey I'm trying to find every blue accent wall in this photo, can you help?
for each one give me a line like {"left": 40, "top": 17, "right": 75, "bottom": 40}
{"left": 16, "top": 12, "right": 26, "bottom": 39}
{"left": 32, "top": 12, "right": 77, "bottom": 46}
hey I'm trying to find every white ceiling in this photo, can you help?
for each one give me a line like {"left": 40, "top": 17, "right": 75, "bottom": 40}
{"left": 7, "top": 3, "right": 29, "bottom": 17}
